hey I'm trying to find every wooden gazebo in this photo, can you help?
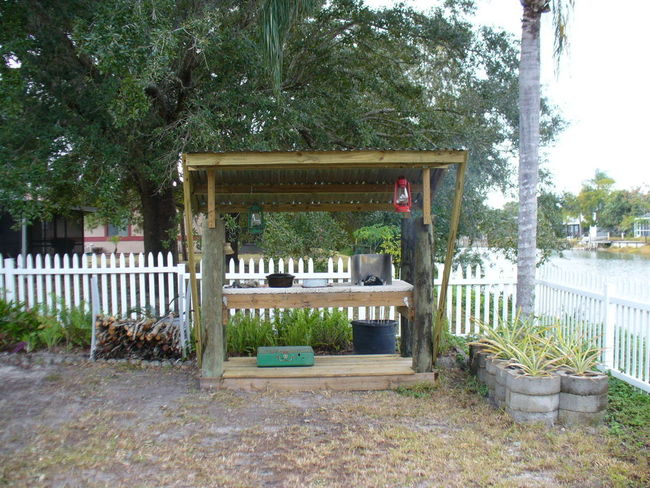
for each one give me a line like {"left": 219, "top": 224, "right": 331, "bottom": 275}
{"left": 182, "top": 149, "right": 468, "bottom": 390}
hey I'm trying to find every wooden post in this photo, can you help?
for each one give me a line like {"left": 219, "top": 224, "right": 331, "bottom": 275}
{"left": 201, "top": 216, "right": 225, "bottom": 379}
{"left": 422, "top": 168, "right": 432, "bottom": 225}
{"left": 181, "top": 156, "right": 201, "bottom": 364}
{"left": 400, "top": 217, "right": 415, "bottom": 357}
{"left": 412, "top": 215, "right": 434, "bottom": 373}
{"left": 434, "top": 158, "right": 468, "bottom": 359}
{"left": 207, "top": 169, "right": 216, "bottom": 229}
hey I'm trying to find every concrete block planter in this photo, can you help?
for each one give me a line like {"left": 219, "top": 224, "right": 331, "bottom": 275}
{"left": 475, "top": 350, "right": 489, "bottom": 385}
{"left": 493, "top": 361, "right": 509, "bottom": 408}
{"left": 485, "top": 356, "right": 498, "bottom": 402}
{"left": 505, "top": 369, "right": 561, "bottom": 426}
{"left": 558, "top": 370, "right": 608, "bottom": 426}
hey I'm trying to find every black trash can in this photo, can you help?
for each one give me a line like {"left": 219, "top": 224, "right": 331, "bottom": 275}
{"left": 351, "top": 320, "right": 397, "bottom": 354}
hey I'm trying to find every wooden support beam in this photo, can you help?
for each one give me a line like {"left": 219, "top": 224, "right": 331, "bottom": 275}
{"left": 182, "top": 156, "right": 201, "bottom": 366}
{"left": 399, "top": 217, "right": 415, "bottom": 357}
{"left": 194, "top": 183, "right": 423, "bottom": 195}
{"left": 201, "top": 216, "right": 226, "bottom": 378}
{"left": 199, "top": 202, "right": 395, "bottom": 213}
{"left": 434, "top": 157, "right": 468, "bottom": 360}
{"left": 412, "top": 215, "right": 435, "bottom": 373}
{"left": 185, "top": 149, "right": 467, "bottom": 169}
{"left": 207, "top": 169, "right": 216, "bottom": 228}
{"left": 422, "top": 168, "right": 432, "bottom": 226}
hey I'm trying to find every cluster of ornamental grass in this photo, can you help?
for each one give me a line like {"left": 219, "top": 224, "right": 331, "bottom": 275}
{"left": 227, "top": 308, "right": 351, "bottom": 356}
{"left": 472, "top": 316, "right": 602, "bottom": 376}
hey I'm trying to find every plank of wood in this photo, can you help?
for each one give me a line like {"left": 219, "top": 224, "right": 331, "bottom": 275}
{"left": 185, "top": 150, "right": 467, "bottom": 169}
{"left": 181, "top": 156, "right": 201, "bottom": 364}
{"left": 199, "top": 203, "right": 395, "bottom": 213}
{"left": 423, "top": 168, "right": 432, "bottom": 226}
{"left": 223, "top": 290, "right": 413, "bottom": 310}
{"left": 195, "top": 183, "right": 423, "bottom": 195}
{"left": 207, "top": 169, "right": 216, "bottom": 228}
{"left": 201, "top": 372, "right": 438, "bottom": 392}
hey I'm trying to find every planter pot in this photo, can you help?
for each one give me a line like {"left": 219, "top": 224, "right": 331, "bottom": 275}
{"left": 558, "top": 370, "right": 608, "bottom": 426}
{"left": 505, "top": 369, "right": 561, "bottom": 426}
{"left": 351, "top": 320, "right": 397, "bottom": 354}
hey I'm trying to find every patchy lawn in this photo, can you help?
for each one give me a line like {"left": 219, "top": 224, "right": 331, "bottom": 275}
{"left": 0, "top": 359, "right": 647, "bottom": 487}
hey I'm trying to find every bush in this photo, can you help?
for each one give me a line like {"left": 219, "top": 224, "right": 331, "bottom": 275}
{"left": 226, "top": 308, "right": 352, "bottom": 355}
{"left": 0, "top": 298, "right": 42, "bottom": 350}
{"left": 0, "top": 297, "right": 91, "bottom": 351}
{"left": 227, "top": 313, "right": 276, "bottom": 356}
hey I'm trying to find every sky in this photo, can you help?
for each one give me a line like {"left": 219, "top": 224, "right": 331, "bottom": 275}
{"left": 364, "top": 0, "right": 650, "bottom": 204}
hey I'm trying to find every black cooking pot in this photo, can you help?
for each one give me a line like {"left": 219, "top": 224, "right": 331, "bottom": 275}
{"left": 266, "top": 273, "right": 295, "bottom": 288}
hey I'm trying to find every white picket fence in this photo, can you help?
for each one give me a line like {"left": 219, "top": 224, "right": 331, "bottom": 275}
{"left": 0, "top": 252, "right": 517, "bottom": 330}
{"left": 536, "top": 266, "right": 650, "bottom": 392}
{"left": 1, "top": 252, "right": 648, "bottom": 392}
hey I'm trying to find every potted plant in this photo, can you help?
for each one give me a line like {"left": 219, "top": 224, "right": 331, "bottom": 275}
{"left": 552, "top": 330, "right": 608, "bottom": 426}
{"left": 503, "top": 333, "right": 563, "bottom": 426}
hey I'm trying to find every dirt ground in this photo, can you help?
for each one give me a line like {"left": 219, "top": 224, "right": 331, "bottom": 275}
{"left": 0, "top": 357, "right": 647, "bottom": 488}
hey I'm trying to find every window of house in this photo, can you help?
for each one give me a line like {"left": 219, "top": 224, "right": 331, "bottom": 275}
{"left": 107, "top": 224, "right": 129, "bottom": 237}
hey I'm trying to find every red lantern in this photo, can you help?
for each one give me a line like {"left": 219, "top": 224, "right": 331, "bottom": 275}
{"left": 393, "top": 176, "right": 412, "bottom": 212}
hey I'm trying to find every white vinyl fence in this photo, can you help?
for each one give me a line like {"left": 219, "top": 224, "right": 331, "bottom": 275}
{"left": 536, "top": 266, "right": 650, "bottom": 393}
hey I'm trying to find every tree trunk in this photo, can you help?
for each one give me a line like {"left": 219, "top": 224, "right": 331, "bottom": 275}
{"left": 139, "top": 183, "right": 178, "bottom": 261}
{"left": 516, "top": 2, "right": 544, "bottom": 315}
{"left": 400, "top": 217, "right": 415, "bottom": 357}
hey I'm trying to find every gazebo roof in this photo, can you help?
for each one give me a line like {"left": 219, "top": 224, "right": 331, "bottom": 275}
{"left": 183, "top": 149, "right": 467, "bottom": 213}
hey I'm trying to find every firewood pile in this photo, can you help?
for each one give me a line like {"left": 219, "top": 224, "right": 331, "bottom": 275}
{"left": 94, "top": 315, "right": 184, "bottom": 360}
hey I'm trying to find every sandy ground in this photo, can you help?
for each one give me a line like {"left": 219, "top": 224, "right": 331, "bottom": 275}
{"left": 0, "top": 357, "right": 646, "bottom": 488}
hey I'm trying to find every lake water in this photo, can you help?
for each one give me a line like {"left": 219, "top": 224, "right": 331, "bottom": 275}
{"left": 546, "top": 250, "right": 650, "bottom": 283}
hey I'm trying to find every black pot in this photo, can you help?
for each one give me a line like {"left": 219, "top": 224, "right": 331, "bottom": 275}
{"left": 351, "top": 320, "right": 397, "bottom": 354}
{"left": 266, "top": 273, "right": 295, "bottom": 288}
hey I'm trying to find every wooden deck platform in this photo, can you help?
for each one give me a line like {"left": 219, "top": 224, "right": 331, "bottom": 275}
{"left": 200, "top": 354, "right": 437, "bottom": 392}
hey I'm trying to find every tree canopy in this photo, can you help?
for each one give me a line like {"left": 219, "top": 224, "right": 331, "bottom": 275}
{"left": 1, "top": 0, "right": 559, "bottom": 256}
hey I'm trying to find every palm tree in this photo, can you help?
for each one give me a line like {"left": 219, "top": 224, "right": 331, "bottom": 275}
{"left": 260, "top": 0, "right": 319, "bottom": 92}
{"left": 516, "top": 0, "right": 573, "bottom": 315}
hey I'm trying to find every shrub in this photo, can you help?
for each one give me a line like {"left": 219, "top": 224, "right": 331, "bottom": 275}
{"left": 0, "top": 298, "right": 42, "bottom": 350}
{"left": 311, "top": 309, "right": 351, "bottom": 352}
{"left": 227, "top": 313, "right": 276, "bottom": 356}
{"left": 226, "top": 308, "right": 353, "bottom": 355}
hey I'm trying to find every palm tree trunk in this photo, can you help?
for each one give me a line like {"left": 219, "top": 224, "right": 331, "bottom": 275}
{"left": 516, "top": 1, "right": 544, "bottom": 315}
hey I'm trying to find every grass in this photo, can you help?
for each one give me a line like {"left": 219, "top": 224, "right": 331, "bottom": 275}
{"left": 606, "top": 376, "right": 650, "bottom": 450}
{"left": 1, "top": 361, "right": 648, "bottom": 487}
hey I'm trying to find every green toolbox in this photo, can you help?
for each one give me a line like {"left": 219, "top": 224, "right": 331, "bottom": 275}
{"left": 256, "top": 346, "right": 315, "bottom": 367}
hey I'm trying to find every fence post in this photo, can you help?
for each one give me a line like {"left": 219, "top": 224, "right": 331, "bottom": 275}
{"left": 90, "top": 276, "right": 100, "bottom": 360}
{"left": 3, "top": 258, "right": 16, "bottom": 302}
{"left": 603, "top": 282, "right": 616, "bottom": 369}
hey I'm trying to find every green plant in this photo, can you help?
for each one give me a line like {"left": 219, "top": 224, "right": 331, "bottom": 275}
{"left": 395, "top": 382, "right": 437, "bottom": 398}
{"left": 311, "top": 309, "right": 351, "bottom": 352}
{"left": 551, "top": 328, "right": 602, "bottom": 375}
{"left": 0, "top": 298, "right": 42, "bottom": 350}
{"left": 606, "top": 376, "right": 650, "bottom": 450}
{"left": 35, "top": 297, "right": 92, "bottom": 349}
{"left": 275, "top": 309, "right": 316, "bottom": 346}
{"left": 227, "top": 313, "right": 276, "bottom": 356}
{"left": 506, "top": 333, "right": 564, "bottom": 376}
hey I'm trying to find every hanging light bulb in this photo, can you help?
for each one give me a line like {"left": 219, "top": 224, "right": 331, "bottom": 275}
{"left": 393, "top": 176, "right": 412, "bottom": 212}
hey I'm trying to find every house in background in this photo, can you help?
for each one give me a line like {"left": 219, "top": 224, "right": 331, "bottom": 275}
{"left": 83, "top": 221, "right": 144, "bottom": 254}
{"left": 0, "top": 211, "right": 85, "bottom": 258}
{"left": 633, "top": 213, "right": 650, "bottom": 238}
